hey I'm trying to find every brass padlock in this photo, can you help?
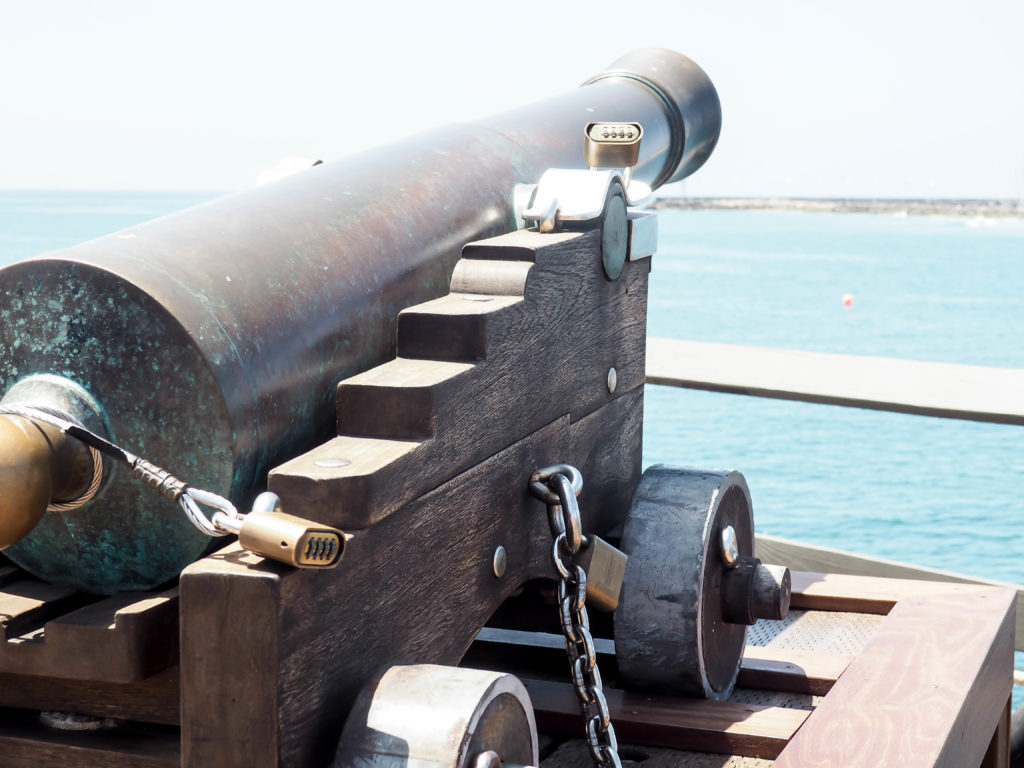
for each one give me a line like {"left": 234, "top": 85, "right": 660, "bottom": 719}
{"left": 216, "top": 492, "right": 347, "bottom": 569}
{"left": 576, "top": 535, "right": 628, "bottom": 613}
{"left": 238, "top": 510, "right": 346, "bottom": 569}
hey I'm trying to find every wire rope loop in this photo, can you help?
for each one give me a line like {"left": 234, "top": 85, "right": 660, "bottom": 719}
{"left": 178, "top": 487, "right": 240, "bottom": 537}
{"left": 0, "top": 403, "right": 104, "bottom": 513}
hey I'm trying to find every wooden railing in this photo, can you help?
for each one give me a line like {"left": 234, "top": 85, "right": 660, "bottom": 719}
{"left": 646, "top": 337, "right": 1024, "bottom": 651}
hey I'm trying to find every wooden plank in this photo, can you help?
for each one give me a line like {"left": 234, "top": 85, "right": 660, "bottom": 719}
{"left": 180, "top": 550, "right": 280, "bottom": 768}
{"left": 0, "top": 583, "right": 178, "bottom": 682}
{"left": 774, "top": 583, "right": 1016, "bottom": 767}
{"left": 0, "top": 666, "right": 180, "bottom": 726}
{"left": 182, "top": 392, "right": 644, "bottom": 768}
{"left": 524, "top": 677, "right": 808, "bottom": 760}
{"left": 271, "top": 228, "right": 650, "bottom": 528}
{"left": 466, "top": 628, "right": 848, "bottom": 697}
{"left": 758, "top": 534, "right": 1024, "bottom": 650}
{"left": 790, "top": 570, "right": 1013, "bottom": 614}
{"left": 0, "top": 707, "right": 179, "bottom": 768}
{"left": 646, "top": 337, "right": 1024, "bottom": 426}
{"left": 0, "top": 579, "right": 88, "bottom": 640}
{"left": 981, "top": 697, "right": 1011, "bottom": 768}
{"left": 738, "top": 646, "right": 851, "bottom": 696}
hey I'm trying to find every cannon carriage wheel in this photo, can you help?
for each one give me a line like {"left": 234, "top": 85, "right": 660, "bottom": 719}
{"left": 334, "top": 664, "right": 539, "bottom": 768}
{"left": 614, "top": 465, "right": 758, "bottom": 701}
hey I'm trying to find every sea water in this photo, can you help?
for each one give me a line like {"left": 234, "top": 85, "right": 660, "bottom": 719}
{"left": 1, "top": 192, "right": 1021, "bottom": 705}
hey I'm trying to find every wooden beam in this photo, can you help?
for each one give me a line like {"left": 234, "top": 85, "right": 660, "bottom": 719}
{"left": 738, "top": 646, "right": 850, "bottom": 696}
{"left": 0, "top": 707, "right": 179, "bottom": 768}
{"left": 757, "top": 534, "right": 1024, "bottom": 650}
{"left": 523, "top": 677, "right": 808, "bottom": 760}
{"left": 646, "top": 337, "right": 1024, "bottom": 426}
{"left": 0, "top": 667, "right": 179, "bottom": 726}
{"left": 773, "top": 578, "right": 1016, "bottom": 768}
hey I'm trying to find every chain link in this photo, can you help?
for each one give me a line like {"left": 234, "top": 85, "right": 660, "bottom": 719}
{"left": 531, "top": 466, "right": 621, "bottom": 768}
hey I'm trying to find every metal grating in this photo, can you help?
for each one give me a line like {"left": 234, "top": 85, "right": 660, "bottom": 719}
{"left": 729, "top": 687, "right": 821, "bottom": 710}
{"left": 746, "top": 609, "right": 883, "bottom": 656}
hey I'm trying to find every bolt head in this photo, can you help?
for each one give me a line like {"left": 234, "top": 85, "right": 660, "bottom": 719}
{"left": 492, "top": 545, "right": 507, "bottom": 578}
{"left": 720, "top": 525, "right": 740, "bottom": 568}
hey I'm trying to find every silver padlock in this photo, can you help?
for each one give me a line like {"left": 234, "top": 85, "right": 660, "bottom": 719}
{"left": 577, "top": 535, "right": 628, "bottom": 613}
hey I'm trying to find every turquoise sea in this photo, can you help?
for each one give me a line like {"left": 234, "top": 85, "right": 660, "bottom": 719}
{"left": 1, "top": 191, "right": 1022, "bottom": 705}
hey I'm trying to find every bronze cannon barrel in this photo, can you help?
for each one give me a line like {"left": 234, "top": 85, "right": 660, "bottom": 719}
{"left": 0, "top": 48, "right": 721, "bottom": 593}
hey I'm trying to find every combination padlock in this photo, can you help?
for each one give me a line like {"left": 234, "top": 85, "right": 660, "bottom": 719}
{"left": 577, "top": 535, "right": 628, "bottom": 613}
{"left": 213, "top": 492, "right": 347, "bottom": 569}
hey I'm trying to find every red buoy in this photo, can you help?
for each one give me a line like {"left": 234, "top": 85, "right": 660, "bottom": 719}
{"left": 842, "top": 293, "right": 854, "bottom": 308}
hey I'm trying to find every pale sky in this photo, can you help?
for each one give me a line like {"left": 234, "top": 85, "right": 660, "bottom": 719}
{"left": 2, "top": 0, "right": 1022, "bottom": 199}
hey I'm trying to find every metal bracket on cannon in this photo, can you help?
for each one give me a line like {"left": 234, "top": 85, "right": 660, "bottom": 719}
{"left": 521, "top": 122, "right": 658, "bottom": 280}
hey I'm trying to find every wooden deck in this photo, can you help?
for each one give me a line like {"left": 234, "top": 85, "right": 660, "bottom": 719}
{"left": 470, "top": 572, "right": 1016, "bottom": 768}
{"left": 0, "top": 557, "right": 1015, "bottom": 767}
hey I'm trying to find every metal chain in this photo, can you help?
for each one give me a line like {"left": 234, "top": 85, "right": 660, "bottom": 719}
{"left": 530, "top": 465, "right": 621, "bottom": 768}
{"left": 0, "top": 402, "right": 239, "bottom": 536}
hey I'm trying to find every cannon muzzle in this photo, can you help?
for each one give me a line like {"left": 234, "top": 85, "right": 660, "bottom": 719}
{"left": 0, "top": 48, "right": 721, "bottom": 592}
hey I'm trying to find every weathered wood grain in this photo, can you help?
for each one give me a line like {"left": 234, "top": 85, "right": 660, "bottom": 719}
{"left": 1, "top": 578, "right": 86, "bottom": 639}
{"left": 758, "top": 533, "right": 1024, "bottom": 651}
{"left": 524, "top": 678, "right": 808, "bottom": 759}
{"left": 466, "top": 628, "right": 847, "bottom": 697}
{"left": 789, "top": 570, "right": 1001, "bottom": 614}
{"left": 774, "top": 582, "right": 1016, "bottom": 767}
{"left": 270, "top": 227, "right": 649, "bottom": 529}
{"left": 737, "top": 646, "right": 850, "bottom": 696}
{"left": 540, "top": 739, "right": 774, "bottom": 768}
{"left": 0, "top": 578, "right": 178, "bottom": 682}
{"left": 180, "top": 550, "right": 281, "bottom": 768}
{"left": 646, "top": 337, "right": 1024, "bottom": 425}
{"left": 0, "top": 707, "right": 179, "bottom": 768}
{"left": 981, "top": 698, "right": 1011, "bottom": 768}
{"left": 181, "top": 390, "right": 643, "bottom": 768}
{"left": 0, "top": 666, "right": 180, "bottom": 725}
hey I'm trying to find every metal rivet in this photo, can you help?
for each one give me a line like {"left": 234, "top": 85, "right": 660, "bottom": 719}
{"left": 720, "top": 525, "right": 739, "bottom": 568}
{"left": 315, "top": 458, "right": 351, "bottom": 468}
{"left": 492, "top": 545, "right": 507, "bottom": 578}
{"left": 606, "top": 367, "right": 617, "bottom": 394}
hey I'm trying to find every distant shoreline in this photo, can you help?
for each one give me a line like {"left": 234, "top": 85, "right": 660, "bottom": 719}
{"left": 653, "top": 197, "right": 1024, "bottom": 217}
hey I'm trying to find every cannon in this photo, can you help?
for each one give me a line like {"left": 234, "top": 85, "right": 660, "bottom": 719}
{"left": 0, "top": 48, "right": 720, "bottom": 595}
{"left": 0, "top": 48, "right": 792, "bottom": 768}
